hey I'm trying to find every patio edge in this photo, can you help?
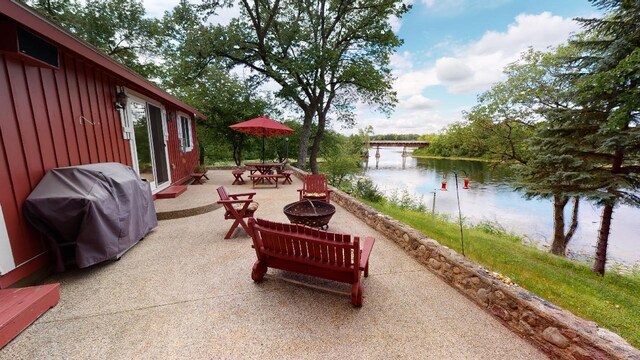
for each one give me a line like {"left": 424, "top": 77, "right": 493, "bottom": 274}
{"left": 288, "top": 166, "right": 640, "bottom": 360}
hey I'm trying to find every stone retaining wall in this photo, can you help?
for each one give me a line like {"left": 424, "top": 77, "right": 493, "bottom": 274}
{"left": 290, "top": 167, "right": 639, "bottom": 360}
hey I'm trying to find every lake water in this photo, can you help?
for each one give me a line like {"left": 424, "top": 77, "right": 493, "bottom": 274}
{"left": 364, "top": 148, "right": 640, "bottom": 264}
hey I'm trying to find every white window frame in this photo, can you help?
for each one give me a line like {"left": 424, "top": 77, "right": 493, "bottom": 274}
{"left": 177, "top": 113, "right": 194, "bottom": 153}
{"left": 0, "top": 204, "right": 16, "bottom": 275}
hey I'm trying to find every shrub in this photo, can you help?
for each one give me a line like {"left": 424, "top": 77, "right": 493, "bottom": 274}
{"left": 353, "top": 178, "right": 385, "bottom": 203}
{"left": 387, "top": 189, "right": 427, "bottom": 212}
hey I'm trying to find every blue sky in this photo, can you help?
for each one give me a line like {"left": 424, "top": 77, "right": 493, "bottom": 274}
{"left": 143, "top": 0, "right": 599, "bottom": 135}
{"left": 361, "top": 0, "right": 600, "bottom": 135}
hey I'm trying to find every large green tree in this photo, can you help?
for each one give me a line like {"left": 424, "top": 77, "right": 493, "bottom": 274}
{"left": 206, "top": 0, "right": 408, "bottom": 173}
{"left": 160, "top": 2, "right": 276, "bottom": 165}
{"left": 28, "top": 0, "right": 161, "bottom": 77}
{"left": 463, "top": 48, "right": 586, "bottom": 257}
{"left": 543, "top": 0, "right": 640, "bottom": 275}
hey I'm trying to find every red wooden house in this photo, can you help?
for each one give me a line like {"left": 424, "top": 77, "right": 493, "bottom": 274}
{"left": 0, "top": 1, "right": 206, "bottom": 289}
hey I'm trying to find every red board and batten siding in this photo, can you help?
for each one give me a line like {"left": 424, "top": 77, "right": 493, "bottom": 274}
{"left": 0, "top": 52, "right": 132, "bottom": 288}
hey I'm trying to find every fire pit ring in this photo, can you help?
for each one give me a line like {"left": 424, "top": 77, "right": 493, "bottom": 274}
{"left": 283, "top": 200, "right": 336, "bottom": 229}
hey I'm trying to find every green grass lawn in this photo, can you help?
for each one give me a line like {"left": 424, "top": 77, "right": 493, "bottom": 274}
{"left": 363, "top": 200, "right": 640, "bottom": 348}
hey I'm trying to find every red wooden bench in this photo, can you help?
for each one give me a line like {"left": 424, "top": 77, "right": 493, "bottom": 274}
{"left": 275, "top": 168, "right": 293, "bottom": 184}
{"left": 231, "top": 169, "right": 245, "bottom": 185}
{"left": 249, "top": 174, "right": 284, "bottom": 188}
{"left": 216, "top": 186, "right": 258, "bottom": 239}
{"left": 191, "top": 172, "right": 209, "bottom": 184}
{"left": 298, "top": 174, "right": 332, "bottom": 203}
{"left": 248, "top": 218, "right": 375, "bottom": 306}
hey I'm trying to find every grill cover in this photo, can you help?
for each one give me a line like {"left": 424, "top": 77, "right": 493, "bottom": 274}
{"left": 24, "top": 163, "right": 157, "bottom": 271}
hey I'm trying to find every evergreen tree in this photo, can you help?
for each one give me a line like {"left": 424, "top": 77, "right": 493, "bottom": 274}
{"left": 545, "top": 0, "right": 640, "bottom": 275}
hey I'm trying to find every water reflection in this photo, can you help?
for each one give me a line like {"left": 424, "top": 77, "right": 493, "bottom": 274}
{"left": 364, "top": 148, "right": 640, "bottom": 263}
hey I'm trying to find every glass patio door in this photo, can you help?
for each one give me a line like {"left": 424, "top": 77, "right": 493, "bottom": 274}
{"left": 127, "top": 94, "right": 171, "bottom": 191}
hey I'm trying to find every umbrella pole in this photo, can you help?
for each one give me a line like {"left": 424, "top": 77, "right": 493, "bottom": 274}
{"left": 262, "top": 136, "right": 265, "bottom": 163}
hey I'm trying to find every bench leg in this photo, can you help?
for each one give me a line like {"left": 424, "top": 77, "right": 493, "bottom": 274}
{"left": 232, "top": 174, "right": 244, "bottom": 185}
{"left": 251, "top": 261, "right": 267, "bottom": 282}
{"left": 351, "top": 283, "right": 363, "bottom": 307}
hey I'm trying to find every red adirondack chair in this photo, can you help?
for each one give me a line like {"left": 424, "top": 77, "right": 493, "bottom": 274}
{"left": 298, "top": 174, "right": 332, "bottom": 203}
{"left": 216, "top": 186, "right": 259, "bottom": 239}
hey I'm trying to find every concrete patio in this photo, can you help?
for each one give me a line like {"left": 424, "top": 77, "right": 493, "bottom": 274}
{"left": 0, "top": 170, "right": 546, "bottom": 359}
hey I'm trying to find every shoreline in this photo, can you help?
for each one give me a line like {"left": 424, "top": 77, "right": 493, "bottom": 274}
{"left": 410, "top": 154, "right": 497, "bottom": 162}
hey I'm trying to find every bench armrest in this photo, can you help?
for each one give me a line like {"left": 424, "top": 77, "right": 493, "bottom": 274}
{"left": 359, "top": 236, "right": 375, "bottom": 272}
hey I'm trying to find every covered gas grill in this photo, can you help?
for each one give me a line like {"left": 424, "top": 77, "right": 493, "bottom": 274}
{"left": 24, "top": 163, "right": 157, "bottom": 272}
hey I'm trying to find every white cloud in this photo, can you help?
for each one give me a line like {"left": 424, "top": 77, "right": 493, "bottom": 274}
{"left": 468, "top": 12, "right": 578, "bottom": 55}
{"left": 208, "top": 4, "right": 241, "bottom": 26}
{"left": 142, "top": 0, "right": 240, "bottom": 25}
{"left": 388, "top": 16, "right": 403, "bottom": 33}
{"left": 420, "top": 0, "right": 512, "bottom": 15}
{"left": 143, "top": 0, "right": 177, "bottom": 18}
{"left": 446, "top": 12, "right": 580, "bottom": 93}
{"left": 397, "top": 95, "right": 440, "bottom": 110}
{"left": 390, "top": 51, "right": 414, "bottom": 73}
{"left": 353, "top": 108, "right": 456, "bottom": 135}
{"left": 394, "top": 68, "right": 439, "bottom": 98}
{"left": 392, "top": 12, "right": 581, "bottom": 97}
{"left": 342, "top": 11, "right": 583, "bottom": 135}
{"left": 435, "top": 57, "right": 473, "bottom": 82}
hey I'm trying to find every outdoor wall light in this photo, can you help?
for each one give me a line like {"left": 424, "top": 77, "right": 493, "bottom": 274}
{"left": 115, "top": 91, "right": 128, "bottom": 109}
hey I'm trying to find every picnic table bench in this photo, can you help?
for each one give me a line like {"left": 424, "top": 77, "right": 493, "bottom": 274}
{"left": 231, "top": 169, "right": 245, "bottom": 185}
{"left": 191, "top": 172, "right": 209, "bottom": 185}
{"left": 248, "top": 174, "right": 285, "bottom": 188}
{"left": 248, "top": 218, "right": 375, "bottom": 306}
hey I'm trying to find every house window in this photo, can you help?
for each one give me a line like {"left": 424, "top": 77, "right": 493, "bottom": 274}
{"left": 178, "top": 115, "right": 193, "bottom": 152}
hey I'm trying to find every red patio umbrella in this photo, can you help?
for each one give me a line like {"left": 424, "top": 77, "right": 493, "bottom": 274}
{"left": 229, "top": 116, "right": 294, "bottom": 162}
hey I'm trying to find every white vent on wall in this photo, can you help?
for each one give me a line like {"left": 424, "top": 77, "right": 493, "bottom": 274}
{"left": 0, "top": 204, "right": 16, "bottom": 275}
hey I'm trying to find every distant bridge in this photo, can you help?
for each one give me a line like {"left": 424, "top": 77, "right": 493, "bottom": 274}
{"left": 367, "top": 140, "right": 430, "bottom": 148}
{"left": 364, "top": 141, "right": 430, "bottom": 169}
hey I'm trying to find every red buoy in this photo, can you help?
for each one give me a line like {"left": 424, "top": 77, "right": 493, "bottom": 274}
{"left": 463, "top": 177, "right": 469, "bottom": 189}
{"left": 441, "top": 180, "right": 447, "bottom": 191}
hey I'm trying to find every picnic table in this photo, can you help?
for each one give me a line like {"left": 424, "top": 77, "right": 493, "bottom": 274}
{"left": 244, "top": 162, "right": 284, "bottom": 175}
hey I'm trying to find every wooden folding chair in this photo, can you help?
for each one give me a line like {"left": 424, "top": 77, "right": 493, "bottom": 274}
{"left": 216, "top": 186, "right": 258, "bottom": 239}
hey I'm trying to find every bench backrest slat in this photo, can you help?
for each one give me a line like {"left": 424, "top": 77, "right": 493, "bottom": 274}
{"left": 302, "top": 174, "right": 328, "bottom": 193}
{"left": 251, "top": 218, "right": 356, "bottom": 270}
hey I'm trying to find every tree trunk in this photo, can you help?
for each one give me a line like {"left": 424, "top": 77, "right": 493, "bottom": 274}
{"left": 198, "top": 141, "right": 205, "bottom": 165}
{"left": 297, "top": 108, "right": 314, "bottom": 169}
{"left": 564, "top": 197, "right": 580, "bottom": 244}
{"left": 309, "top": 110, "right": 327, "bottom": 174}
{"left": 232, "top": 139, "right": 243, "bottom": 166}
{"left": 593, "top": 149, "right": 624, "bottom": 276}
{"left": 593, "top": 203, "right": 614, "bottom": 275}
{"left": 550, "top": 193, "right": 569, "bottom": 256}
